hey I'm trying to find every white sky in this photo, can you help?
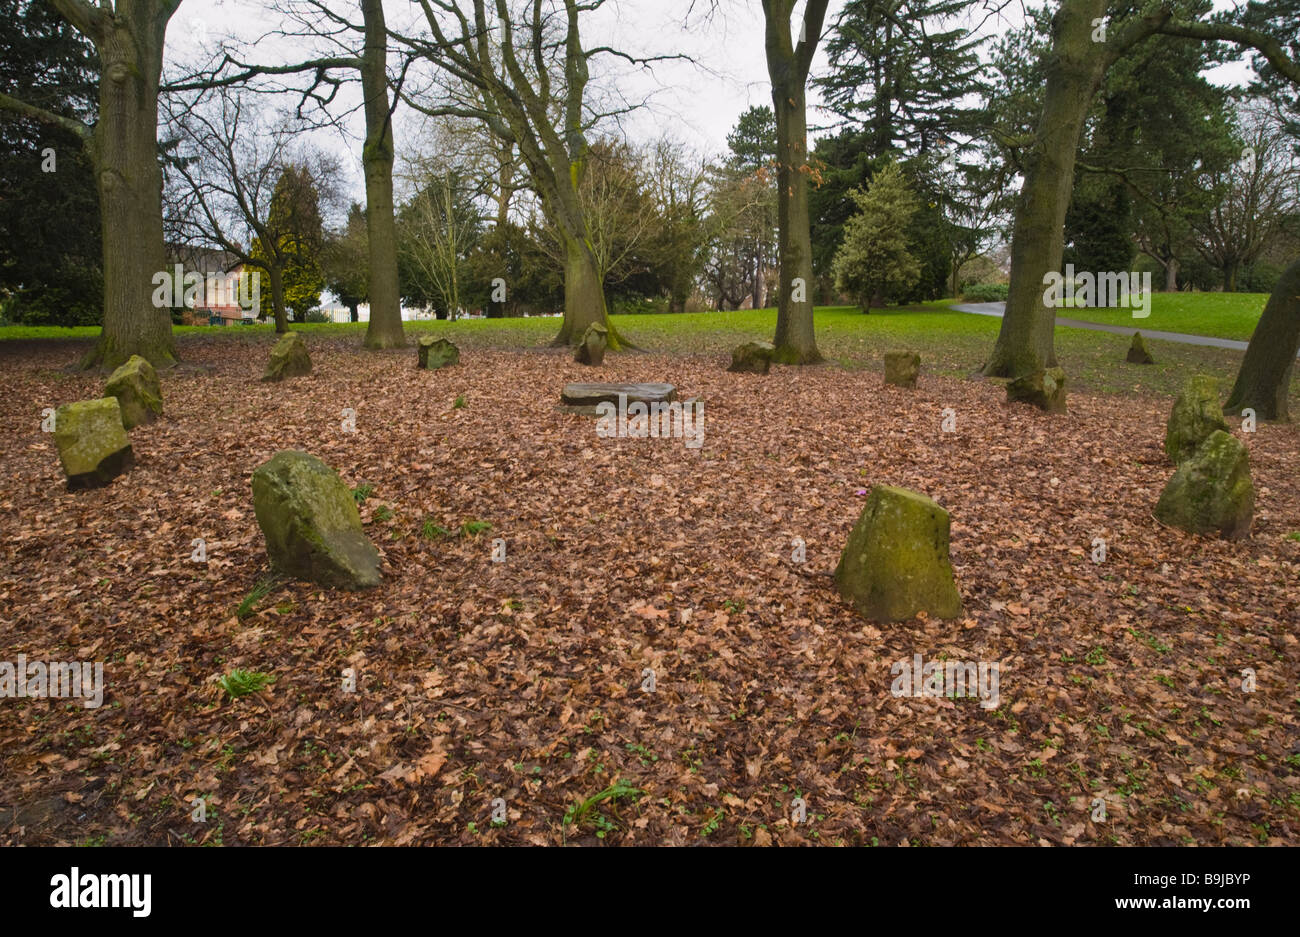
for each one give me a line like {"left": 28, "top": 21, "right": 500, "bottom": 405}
{"left": 164, "top": 0, "right": 1259, "bottom": 207}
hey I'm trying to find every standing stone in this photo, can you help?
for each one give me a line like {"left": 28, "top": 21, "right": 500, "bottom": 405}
{"left": 1155, "top": 430, "right": 1254, "bottom": 539}
{"left": 834, "top": 485, "right": 962, "bottom": 622}
{"left": 728, "top": 340, "right": 775, "bottom": 374}
{"left": 54, "top": 398, "right": 134, "bottom": 490}
{"left": 575, "top": 323, "right": 608, "bottom": 366}
{"left": 104, "top": 354, "right": 163, "bottom": 429}
{"left": 1126, "top": 332, "right": 1155, "bottom": 365}
{"left": 417, "top": 335, "right": 460, "bottom": 370}
{"left": 262, "top": 332, "right": 312, "bottom": 382}
{"left": 1165, "top": 374, "right": 1228, "bottom": 464}
{"left": 251, "top": 451, "right": 381, "bottom": 590}
{"left": 884, "top": 351, "right": 921, "bottom": 388}
{"left": 1006, "top": 367, "right": 1067, "bottom": 412}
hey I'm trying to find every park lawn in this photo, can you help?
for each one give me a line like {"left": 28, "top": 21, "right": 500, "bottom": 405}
{"left": 5, "top": 298, "right": 1292, "bottom": 408}
{"left": 1054, "top": 291, "right": 1268, "bottom": 342}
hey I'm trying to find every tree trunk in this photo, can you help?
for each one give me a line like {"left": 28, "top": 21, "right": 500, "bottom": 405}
{"left": 551, "top": 233, "right": 622, "bottom": 347}
{"left": 269, "top": 265, "right": 288, "bottom": 334}
{"left": 80, "top": 13, "right": 176, "bottom": 371}
{"left": 1165, "top": 255, "right": 1179, "bottom": 292}
{"left": 348, "top": 302, "right": 359, "bottom": 322}
{"left": 982, "top": 0, "right": 1107, "bottom": 378}
{"left": 359, "top": 0, "right": 405, "bottom": 349}
{"left": 1224, "top": 257, "right": 1300, "bottom": 421}
{"left": 768, "top": 67, "right": 822, "bottom": 364}
{"left": 1224, "top": 262, "right": 1239, "bottom": 293}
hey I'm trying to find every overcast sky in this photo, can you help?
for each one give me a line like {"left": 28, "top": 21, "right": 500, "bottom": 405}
{"left": 163, "top": 0, "right": 1258, "bottom": 208}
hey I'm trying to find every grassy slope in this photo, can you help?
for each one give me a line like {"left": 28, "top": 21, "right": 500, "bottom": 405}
{"left": 1053, "top": 291, "right": 1268, "bottom": 341}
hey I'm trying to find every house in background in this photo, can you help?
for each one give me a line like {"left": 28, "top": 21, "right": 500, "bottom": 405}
{"left": 164, "top": 246, "right": 258, "bottom": 326}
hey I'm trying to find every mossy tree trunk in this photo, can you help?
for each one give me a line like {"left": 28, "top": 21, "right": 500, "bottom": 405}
{"left": 763, "top": 0, "right": 827, "bottom": 365}
{"left": 1225, "top": 257, "right": 1300, "bottom": 421}
{"left": 359, "top": 0, "right": 405, "bottom": 349}
{"left": 0, "top": 0, "right": 182, "bottom": 370}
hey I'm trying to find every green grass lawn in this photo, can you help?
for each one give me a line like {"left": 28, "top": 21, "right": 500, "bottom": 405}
{"left": 3, "top": 296, "right": 1291, "bottom": 406}
{"left": 1052, "top": 291, "right": 1268, "bottom": 342}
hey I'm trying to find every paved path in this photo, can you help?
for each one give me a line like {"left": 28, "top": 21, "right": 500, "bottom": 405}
{"left": 949, "top": 302, "right": 1282, "bottom": 354}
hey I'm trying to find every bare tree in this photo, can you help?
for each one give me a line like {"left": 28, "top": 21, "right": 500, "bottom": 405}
{"left": 163, "top": 88, "right": 342, "bottom": 332}
{"left": 389, "top": 0, "right": 680, "bottom": 349}
{"left": 761, "top": 0, "right": 830, "bottom": 363}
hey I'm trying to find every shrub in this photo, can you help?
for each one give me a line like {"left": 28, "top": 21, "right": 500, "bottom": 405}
{"left": 961, "top": 282, "right": 1009, "bottom": 302}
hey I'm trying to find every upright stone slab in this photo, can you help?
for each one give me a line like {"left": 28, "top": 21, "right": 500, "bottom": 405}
{"left": 1126, "top": 332, "right": 1154, "bottom": 365}
{"left": 54, "top": 398, "right": 134, "bottom": 490}
{"left": 263, "top": 332, "right": 312, "bottom": 382}
{"left": 1165, "top": 375, "right": 1228, "bottom": 464}
{"left": 575, "top": 323, "right": 608, "bottom": 366}
{"left": 1155, "top": 430, "right": 1254, "bottom": 539}
{"left": 104, "top": 354, "right": 162, "bottom": 429}
{"left": 251, "top": 451, "right": 381, "bottom": 589}
{"left": 417, "top": 335, "right": 460, "bottom": 370}
{"left": 884, "top": 351, "right": 921, "bottom": 388}
{"left": 728, "top": 341, "right": 775, "bottom": 374}
{"left": 833, "top": 485, "right": 962, "bottom": 622}
{"left": 1006, "top": 367, "right": 1067, "bottom": 413}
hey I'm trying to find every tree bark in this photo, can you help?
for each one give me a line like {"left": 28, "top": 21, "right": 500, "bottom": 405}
{"left": 1165, "top": 255, "right": 1179, "bottom": 292}
{"left": 77, "top": 2, "right": 178, "bottom": 370}
{"left": 268, "top": 265, "right": 288, "bottom": 334}
{"left": 551, "top": 233, "right": 614, "bottom": 346}
{"left": 1224, "top": 257, "right": 1300, "bottom": 421}
{"left": 764, "top": 0, "right": 827, "bottom": 365}
{"left": 981, "top": 0, "right": 1107, "bottom": 378}
{"left": 359, "top": 0, "right": 405, "bottom": 349}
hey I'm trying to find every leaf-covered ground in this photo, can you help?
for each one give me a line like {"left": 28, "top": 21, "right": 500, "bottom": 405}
{"left": 1, "top": 334, "right": 1297, "bottom": 846}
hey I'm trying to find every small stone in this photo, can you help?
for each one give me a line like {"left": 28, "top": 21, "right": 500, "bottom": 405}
{"left": 574, "top": 324, "right": 608, "bottom": 366}
{"left": 54, "top": 398, "right": 134, "bottom": 490}
{"left": 262, "top": 332, "right": 312, "bottom": 382}
{"left": 418, "top": 335, "right": 460, "bottom": 370}
{"left": 251, "top": 451, "right": 381, "bottom": 590}
{"left": 1126, "top": 331, "right": 1154, "bottom": 365}
{"left": 728, "top": 341, "right": 775, "bottom": 374}
{"left": 884, "top": 351, "right": 921, "bottom": 388}
{"left": 104, "top": 355, "right": 162, "bottom": 429}
{"left": 1007, "top": 367, "right": 1067, "bottom": 412}
{"left": 1165, "top": 374, "right": 1228, "bottom": 464}
{"left": 1155, "top": 430, "right": 1254, "bottom": 539}
{"left": 833, "top": 485, "right": 962, "bottom": 622}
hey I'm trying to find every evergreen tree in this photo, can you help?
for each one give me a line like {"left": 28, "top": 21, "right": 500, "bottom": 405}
{"left": 832, "top": 163, "right": 921, "bottom": 312}
{"left": 0, "top": 0, "right": 100, "bottom": 325}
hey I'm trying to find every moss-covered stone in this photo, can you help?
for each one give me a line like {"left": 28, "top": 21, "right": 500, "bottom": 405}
{"left": 1155, "top": 430, "right": 1254, "bottom": 539}
{"left": 417, "top": 335, "right": 460, "bottom": 370}
{"left": 1006, "top": 367, "right": 1067, "bottom": 412}
{"left": 884, "top": 351, "right": 921, "bottom": 388}
{"left": 727, "top": 340, "right": 775, "bottom": 374}
{"left": 833, "top": 485, "right": 962, "bottom": 622}
{"left": 251, "top": 451, "right": 381, "bottom": 590}
{"left": 104, "top": 354, "right": 162, "bottom": 429}
{"left": 262, "top": 332, "right": 312, "bottom": 382}
{"left": 1165, "top": 374, "right": 1228, "bottom": 464}
{"left": 1126, "top": 331, "right": 1154, "bottom": 365}
{"left": 574, "top": 323, "right": 608, "bottom": 366}
{"left": 54, "top": 398, "right": 134, "bottom": 490}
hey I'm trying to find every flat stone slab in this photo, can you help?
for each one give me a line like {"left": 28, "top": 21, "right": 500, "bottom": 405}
{"left": 560, "top": 382, "right": 676, "bottom": 415}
